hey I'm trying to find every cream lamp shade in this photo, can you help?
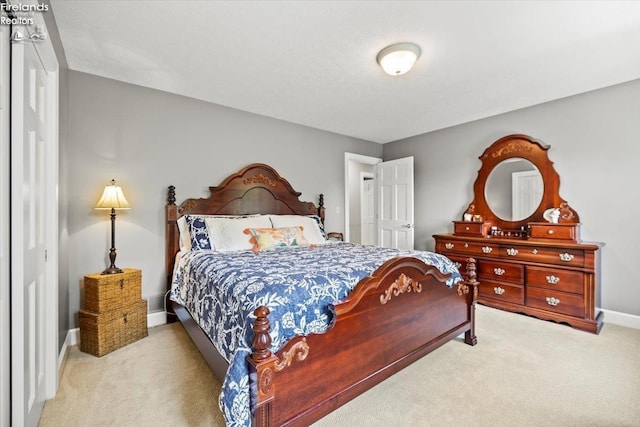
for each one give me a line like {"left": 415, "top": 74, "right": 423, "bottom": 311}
{"left": 376, "top": 42, "right": 421, "bottom": 76}
{"left": 95, "top": 180, "right": 131, "bottom": 210}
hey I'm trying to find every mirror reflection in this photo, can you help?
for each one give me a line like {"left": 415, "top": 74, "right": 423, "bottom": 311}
{"left": 485, "top": 158, "right": 543, "bottom": 221}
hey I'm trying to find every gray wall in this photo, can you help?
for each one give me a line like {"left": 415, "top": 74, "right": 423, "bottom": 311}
{"left": 383, "top": 79, "right": 640, "bottom": 316}
{"left": 65, "top": 71, "right": 382, "bottom": 327}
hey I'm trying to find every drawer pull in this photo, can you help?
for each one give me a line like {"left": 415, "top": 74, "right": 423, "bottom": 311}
{"left": 493, "top": 287, "right": 505, "bottom": 295}
{"left": 465, "top": 226, "right": 470, "bottom": 231}
{"left": 532, "top": 249, "right": 538, "bottom": 255}
{"left": 506, "top": 248, "right": 518, "bottom": 256}
{"left": 546, "top": 297, "right": 560, "bottom": 307}
{"left": 559, "top": 253, "right": 574, "bottom": 262}
{"left": 445, "top": 243, "right": 454, "bottom": 249}
{"left": 123, "top": 313, "right": 128, "bottom": 323}
{"left": 482, "top": 246, "right": 493, "bottom": 254}
{"left": 464, "top": 243, "right": 469, "bottom": 248}
{"left": 546, "top": 275, "right": 560, "bottom": 285}
{"left": 548, "top": 229, "right": 554, "bottom": 235}
{"left": 493, "top": 267, "right": 505, "bottom": 276}
{"left": 453, "top": 262, "right": 462, "bottom": 270}
{"left": 120, "top": 279, "right": 124, "bottom": 289}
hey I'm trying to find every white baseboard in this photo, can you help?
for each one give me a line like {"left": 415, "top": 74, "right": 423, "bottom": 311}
{"left": 57, "top": 311, "right": 168, "bottom": 374}
{"left": 602, "top": 309, "right": 640, "bottom": 330}
{"left": 147, "top": 311, "right": 168, "bottom": 328}
{"left": 57, "top": 328, "right": 76, "bottom": 374}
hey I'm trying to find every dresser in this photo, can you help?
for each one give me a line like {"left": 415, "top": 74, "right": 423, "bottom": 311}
{"left": 434, "top": 233, "right": 602, "bottom": 333}
{"left": 79, "top": 268, "right": 148, "bottom": 356}
{"left": 434, "top": 134, "right": 604, "bottom": 333}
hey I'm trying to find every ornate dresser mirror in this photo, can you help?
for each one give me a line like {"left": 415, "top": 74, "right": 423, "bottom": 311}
{"left": 434, "top": 134, "right": 603, "bottom": 333}
{"left": 458, "top": 134, "right": 580, "bottom": 240}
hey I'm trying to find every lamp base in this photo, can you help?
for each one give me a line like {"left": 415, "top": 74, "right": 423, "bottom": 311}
{"left": 101, "top": 265, "right": 123, "bottom": 275}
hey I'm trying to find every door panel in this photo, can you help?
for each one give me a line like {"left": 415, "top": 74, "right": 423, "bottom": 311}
{"left": 376, "top": 157, "right": 414, "bottom": 249}
{"left": 11, "top": 35, "right": 49, "bottom": 427}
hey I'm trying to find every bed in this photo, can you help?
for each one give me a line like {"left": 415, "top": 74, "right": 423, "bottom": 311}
{"left": 165, "top": 163, "right": 478, "bottom": 427}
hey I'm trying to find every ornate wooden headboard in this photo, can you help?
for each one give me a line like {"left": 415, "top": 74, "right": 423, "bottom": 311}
{"left": 165, "top": 163, "right": 325, "bottom": 317}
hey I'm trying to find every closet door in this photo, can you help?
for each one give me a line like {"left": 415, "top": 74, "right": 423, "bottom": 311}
{"left": 0, "top": 18, "right": 10, "bottom": 427}
{"left": 11, "top": 23, "right": 59, "bottom": 427}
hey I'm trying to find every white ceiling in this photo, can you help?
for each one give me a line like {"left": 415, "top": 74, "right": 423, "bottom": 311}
{"left": 50, "top": 1, "right": 640, "bottom": 144}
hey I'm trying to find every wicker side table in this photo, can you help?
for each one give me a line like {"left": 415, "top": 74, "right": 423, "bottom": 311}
{"left": 79, "top": 268, "right": 148, "bottom": 357}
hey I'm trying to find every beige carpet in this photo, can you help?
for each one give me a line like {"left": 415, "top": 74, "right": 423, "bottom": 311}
{"left": 39, "top": 306, "right": 640, "bottom": 427}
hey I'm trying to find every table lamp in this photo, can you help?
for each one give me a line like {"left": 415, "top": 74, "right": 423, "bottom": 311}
{"left": 94, "top": 179, "right": 131, "bottom": 274}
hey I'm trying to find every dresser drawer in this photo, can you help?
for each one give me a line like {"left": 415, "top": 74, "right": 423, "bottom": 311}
{"left": 437, "top": 239, "right": 498, "bottom": 257}
{"left": 479, "top": 280, "right": 524, "bottom": 305}
{"left": 499, "top": 245, "right": 584, "bottom": 267}
{"left": 453, "top": 221, "right": 491, "bottom": 236}
{"left": 526, "top": 287, "right": 584, "bottom": 318}
{"left": 528, "top": 223, "right": 579, "bottom": 242}
{"left": 478, "top": 260, "right": 524, "bottom": 283}
{"left": 526, "top": 266, "right": 584, "bottom": 294}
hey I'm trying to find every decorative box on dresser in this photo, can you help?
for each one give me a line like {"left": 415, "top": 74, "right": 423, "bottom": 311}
{"left": 434, "top": 134, "right": 604, "bottom": 333}
{"left": 79, "top": 268, "right": 148, "bottom": 356}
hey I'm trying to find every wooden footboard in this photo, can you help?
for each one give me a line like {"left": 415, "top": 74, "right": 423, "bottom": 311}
{"left": 247, "top": 257, "right": 478, "bottom": 427}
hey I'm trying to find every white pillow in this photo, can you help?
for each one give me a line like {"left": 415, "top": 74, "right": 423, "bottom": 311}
{"left": 177, "top": 216, "right": 192, "bottom": 251}
{"left": 180, "top": 214, "right": 263, "bottom": 251}
{"left": 268, "top": 215, "right": 327, "bottom": 245}
{"left": 205, "top": 216, "right": 272, "bottom": 251}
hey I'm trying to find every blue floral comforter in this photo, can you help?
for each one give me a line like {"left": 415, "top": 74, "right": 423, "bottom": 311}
{"left": 170, "top": 242, "right": 461, "bottom": 427}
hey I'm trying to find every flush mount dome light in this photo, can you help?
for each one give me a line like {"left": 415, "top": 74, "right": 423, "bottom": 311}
{"left": 376, "top": 42, "right": 421, "bottom": 76}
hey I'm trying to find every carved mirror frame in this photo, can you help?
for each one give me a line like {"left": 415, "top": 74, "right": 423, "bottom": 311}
{"left": 465, "top": 134, "right": 579, "bottom": 233}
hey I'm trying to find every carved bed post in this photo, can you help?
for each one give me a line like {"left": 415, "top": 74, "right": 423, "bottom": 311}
{"left": 166, "top": 185, "right": 179, "bottom": 323}
{"left": 247, "top": 306, "right": 278, "bottom": 427}
{"left": 461, "top": 258, "right": 479, "bottom": 346}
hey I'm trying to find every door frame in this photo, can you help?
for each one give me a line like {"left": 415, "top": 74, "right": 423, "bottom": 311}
{"left": 10, "top": 10, "right": 59, "bottom": 427}
{"left": 1, "top": 15, "right": 11, "bottom": 427}
{"left": 344, "top": 153, "right": 381, "bottom": 243}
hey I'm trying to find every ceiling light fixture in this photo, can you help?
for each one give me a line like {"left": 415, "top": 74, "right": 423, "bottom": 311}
{"left": 376, "top": 42, "right": 421, "bottom": 76}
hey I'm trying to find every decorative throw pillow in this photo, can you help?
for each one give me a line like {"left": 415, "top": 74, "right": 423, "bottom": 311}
{"left": 206, "top": 215, "right": 272, "bottom": 251}
{"left": 268, "top": 215, "right": 327, "bottom": 244}
{"left": 184, "top": 215, "right": 212, "bottom": 250}
{"left": 245, "top": 226, "right": 309, "bottom": 252}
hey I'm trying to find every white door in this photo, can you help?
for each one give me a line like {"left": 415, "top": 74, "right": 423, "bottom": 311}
{"left": 360, "top": 174, "right": 375, "bottom": 245}
{"left": 376, "top": 157, "right": 414, "bottom": 249}
{"left": 512, "top": 170, "right": 543, "bottom": 219}
{"left": 11, "top": 24, "right": 59, "bottom": 427}
{"left": 0, "top": 18, "right": 11, "bottom": 427}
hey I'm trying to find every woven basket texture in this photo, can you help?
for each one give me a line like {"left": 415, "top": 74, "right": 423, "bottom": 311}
{"left": 84, "top": 269, "right": 142, "bottom": 313}
{"left": 79, "top": 300, "right": 148, "bottom": 357}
